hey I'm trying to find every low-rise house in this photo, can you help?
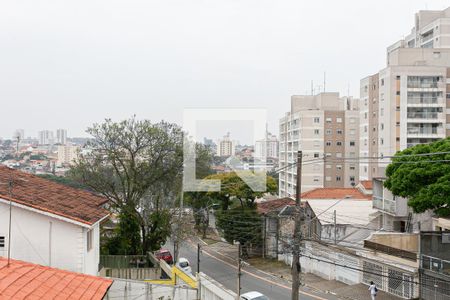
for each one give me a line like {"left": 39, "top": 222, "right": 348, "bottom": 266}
{"left": 301, "top": 188, "right": 378, "bottom": 247}
{"left": 0, "top": 166, "right": 109, "bottom": 275}
{"left": 0, "top": 257, "right": 113, "bottom": 299}
{"left": 372, "top": 178, "right": 433, "bottom": 233}
{"left": 257, "top": 197, "right": 320, "bottom": 258}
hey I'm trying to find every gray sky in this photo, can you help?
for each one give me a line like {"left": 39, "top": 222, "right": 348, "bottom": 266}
{"left": 0, "top": 0, "right": 447, "bottom": 142}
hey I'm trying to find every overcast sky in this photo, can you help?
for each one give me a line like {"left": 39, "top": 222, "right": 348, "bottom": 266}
{"left": 0, "top": 0, "right": 448, "bottom": 142}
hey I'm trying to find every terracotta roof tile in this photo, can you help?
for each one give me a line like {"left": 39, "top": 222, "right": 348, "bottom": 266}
{"left": 0, "top": 166, "right": 109, "bottom": 225}
{"left": 257, "top": 197, "right": 295, "bottom": 214}
{"left": 360, "top": 180, "right": 373, "bottom": 190}
{"left": 300, "top": 188, "right": 371, "bottom": 200}
{"left": 0, "top": 257, "right": 112, "bottom": 300}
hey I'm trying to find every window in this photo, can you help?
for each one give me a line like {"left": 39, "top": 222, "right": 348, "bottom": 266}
{"left": 381, "top": 123, "right": 384, "bottom": 130}
{"left": 325, "top": 164, "right": 331, "bottom": 169}
{"left": 337, "top": 129, "right": 343, "bottom": 135}
{"left": 380, "top": 138, "right": 384, "bottom": 145}
{"left": 325, "top": 153, "right": 332, "bottom": 157}
{"left": 364, "top": 139, "right": 367, "bottom": 146}
{"left": 364, "top": 112, "right": 368, "bottom": 119}
{"left": 326, "top": 141, "right": 332, "bottom": 146}
{"left": 336, "top": 176, "right": 341, "bottom": 181}
{"left": 314, "top": 129, "right": 320, "bottom": 135}
{"left": 381, "top": 79, "right": 385, "bottom": 86}
{"left": 350, "top": 176, "right": 355, "bottom": 182}
{"left": 396, "top": 75, "right": 400, "bottom": 80}
{"left": 336, "top": 153, "right": 342, "bottom": 158}
{"left": 349, "top": 165, "right": 356, "bottom": 170}
{"left": 380, "top": 108, "right": 384, "bottom": 116}
{"left": 314, "top": 153, "right": 320, "bottom": 158}
{"left": 349, "top": 141, "right": 355, "bottom": 146}
{"left": 325, "top": 176, "right": 331, "bottom": 181}
{"left": 350, "top": 129, "right": 356, "bottom": 135}
{"left": 396, "top": 91, "right": 400, "bottom": 96}
{"left": 314, "top": 117, "right": 320, "bottom": 123}
{"left": 326, "top": 117, "right": 332, "bottom": 123}
{"left": 326, "top": 129, "right": 332, "bottom": 135}
{"left": 314, "top": 140, "right": 320, "bottom": 147}
{"left": 313, "top": 177, "right": 319, "bottom": 182}
{"left": 87, "top": 230, "right": 93, "bottom": 251}
{"left": 336, "top": 165, "right": 342, "bottom": 170}
{"left": 396, "top": 137, "right": 400, "bottom": 142}
{"left": 364, "top": 126, "right": 368, "bottom": 133}
{"left": 336, "top": 141, "right": 342, "bottom": 146}
{"left": 0, "top": 236, "right": 4, "bottom": 248}
{"left": 336, "top": 117, "right": 342, "bottom": 123}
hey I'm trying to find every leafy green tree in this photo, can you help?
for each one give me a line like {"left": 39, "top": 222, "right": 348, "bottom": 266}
{"left": 385, "top": 137, "right": 450, "bottom": 217}
{"left": 69, "top": 117, "right": 185, "bottom": 254}
{"left": 204, "top": 172, "right": 276, "bottom": 254}
{"left": 38, "top": 174, "right": 91, "bottom": 190}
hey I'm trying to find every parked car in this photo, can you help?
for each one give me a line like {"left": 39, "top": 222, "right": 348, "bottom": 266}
{"left": 154, "top": 249, "right": 173, "bottom": 265}
{"left": 176, "top": 257, "right": 192, "bottom": 274}
{"left": 240, "top": 291, "right": 269, "bottom": 300}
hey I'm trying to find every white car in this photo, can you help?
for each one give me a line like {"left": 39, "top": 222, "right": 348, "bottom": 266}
{"left": 240, "top": 291, "right": 269, "bottom": 300}
{"left": 176, "top": 257, "right": 192, "bottom": 274}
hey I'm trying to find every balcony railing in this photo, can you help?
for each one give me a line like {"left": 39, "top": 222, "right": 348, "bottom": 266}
{"left": 407, "top": 112, "right": 440, "bottom": 119}
{"left": 373, "top": 196, "right": 396, "bottom": 214}
{"left": 406, "top": 128, "right": 440, "bottom": 135}
{"left": 407, "top": 97, "right": 443, "bottom": 105}
{"left": 421, "top": 255, "right": 450, "bottom": 276}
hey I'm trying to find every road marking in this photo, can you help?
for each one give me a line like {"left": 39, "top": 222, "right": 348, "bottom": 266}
{"left": 190, "top": 241, "right": 327, "bottom": 300}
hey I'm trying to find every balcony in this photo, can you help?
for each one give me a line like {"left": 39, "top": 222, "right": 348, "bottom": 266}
{"left": 406, "top": 127, "right": 444, "bottom": 138}
{"left": 373, "top": 195, "right": 408, "bottom": 216}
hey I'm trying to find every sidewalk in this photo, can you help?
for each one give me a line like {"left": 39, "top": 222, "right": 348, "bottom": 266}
{"left": 201, "top": 241, "right": 402, "bottom": 300}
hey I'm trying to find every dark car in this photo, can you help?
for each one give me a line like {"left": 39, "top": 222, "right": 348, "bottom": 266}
{"left": 155, "top": 249, "right": 173, "bottom": 265}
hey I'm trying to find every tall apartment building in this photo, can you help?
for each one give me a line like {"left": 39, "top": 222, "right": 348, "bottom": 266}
{"left": 360, "top": 7, "right": 450, "bottom": 180}
{"left": 56, "top": 129, "right": 67, "bottom": 145}
{"left": 216, "top": 133, "right": 236, "bottom": 157}
{"left": 38, "top": 130, "right": 54, "bottom": 145}
{"left": 279, "top": 92, "right": 359, "bottom": 196}
{"left": 57, "top": 145, "right": 79, "bottom": 166}
{"left": 254, "top": 132, "right": 279, "bottom": 159}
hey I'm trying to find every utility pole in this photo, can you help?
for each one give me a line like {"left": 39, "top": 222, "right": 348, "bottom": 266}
{"left": 291, "top": 151, "right": 302, "bottom": 300}
{"left": 334, "top": 210, "right": 337, "bottom": 245}
{"left": 197, "top": 243, "right": 201, "bottom": 274}
{"left": 237, "top": 242, "right": 242, "bottom": 300}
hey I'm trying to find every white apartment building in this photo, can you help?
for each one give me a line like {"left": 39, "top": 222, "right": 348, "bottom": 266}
{"left": 38, "top": 130, "right": 54, "bottom": 145}
{"left": 254, "top": 133, "right": 279, "bottom": 159}
{"left": 279, "top": 93, "right": 359, "bottom": 196}
{"left": 57, "top": 145, "right": 79, "bottom": 166}
{"left": 216, "top": 133, "right": 236, "bottom": 157}
{"left": 360, "top": 7, "right": 450, "bottom": 180}
{"left": 56, "top": 128, "right": 68, "bottom": 145}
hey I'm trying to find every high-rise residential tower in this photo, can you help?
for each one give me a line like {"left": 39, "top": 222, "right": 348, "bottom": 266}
{"left": 360, "top": 7, "right": 450, "bottom": 180}
{"left": 56, "top": 129, "right": 68, "bottom": 145}
{"left": 278, "top": 92, "right": 359, "bottom": 196}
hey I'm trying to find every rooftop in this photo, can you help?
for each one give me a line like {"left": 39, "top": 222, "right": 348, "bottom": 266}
{"left": 301, "top": 188, "right": 371, "bottom": 200}
{"left": 359, "top": 180, "right": 373, "bottom": 190}
{"left": 0, "top": 166, "right": 109, "bottom": 225}
{"left": 257, "top": 197, "right": 295, "bottom": 214}
{"left": 0, "top": 257, "right": 112, "bottom": 299}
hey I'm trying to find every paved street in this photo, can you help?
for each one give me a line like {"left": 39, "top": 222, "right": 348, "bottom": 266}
{"left": 169, "top": 239, "right": 337, "bottom": 300}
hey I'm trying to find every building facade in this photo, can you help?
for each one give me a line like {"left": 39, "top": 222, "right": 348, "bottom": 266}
{"left": 56, "top": 129, "right": 68, "bottom": 145}
{"left": 57, "top": 145, "right": 79, "bottom": 166}
{"left": 360, "top": 7, "right": 450, "bottom": 180}
{"left": 254, "top": 133, "right": 279, "bottom": 159}
{"left": 279, "top": 92, "right": 359, "bottom": 196}
{"left": 38, "top": 130, "right": 54, "bottom": 145}
{"left": 216, "top": 133, "right": 236, "bottom": 157}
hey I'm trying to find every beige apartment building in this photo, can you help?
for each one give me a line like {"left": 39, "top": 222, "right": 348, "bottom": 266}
{"left": 57, "top": 145, "right": 79, "bottom": 166}
{"left": 360, "top": 7, "right": 450, "bottom": 180}
{"left": 216, "top": 133, "right": 236, "bottom": 157}
{"left": 279, "top": 92, "right": 359, "bottom": 196}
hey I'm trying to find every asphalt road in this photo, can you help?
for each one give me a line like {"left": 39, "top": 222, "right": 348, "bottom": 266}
{"left": 168, "top": 240, "right": 335, "bottom": 300}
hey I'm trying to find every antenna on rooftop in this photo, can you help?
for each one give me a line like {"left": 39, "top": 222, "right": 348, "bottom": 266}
{"left": 323, "top": 72, "right": 326, "bottom": 93}
{"left": 311, "top": 80, "right": 314, "bottom": 95}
